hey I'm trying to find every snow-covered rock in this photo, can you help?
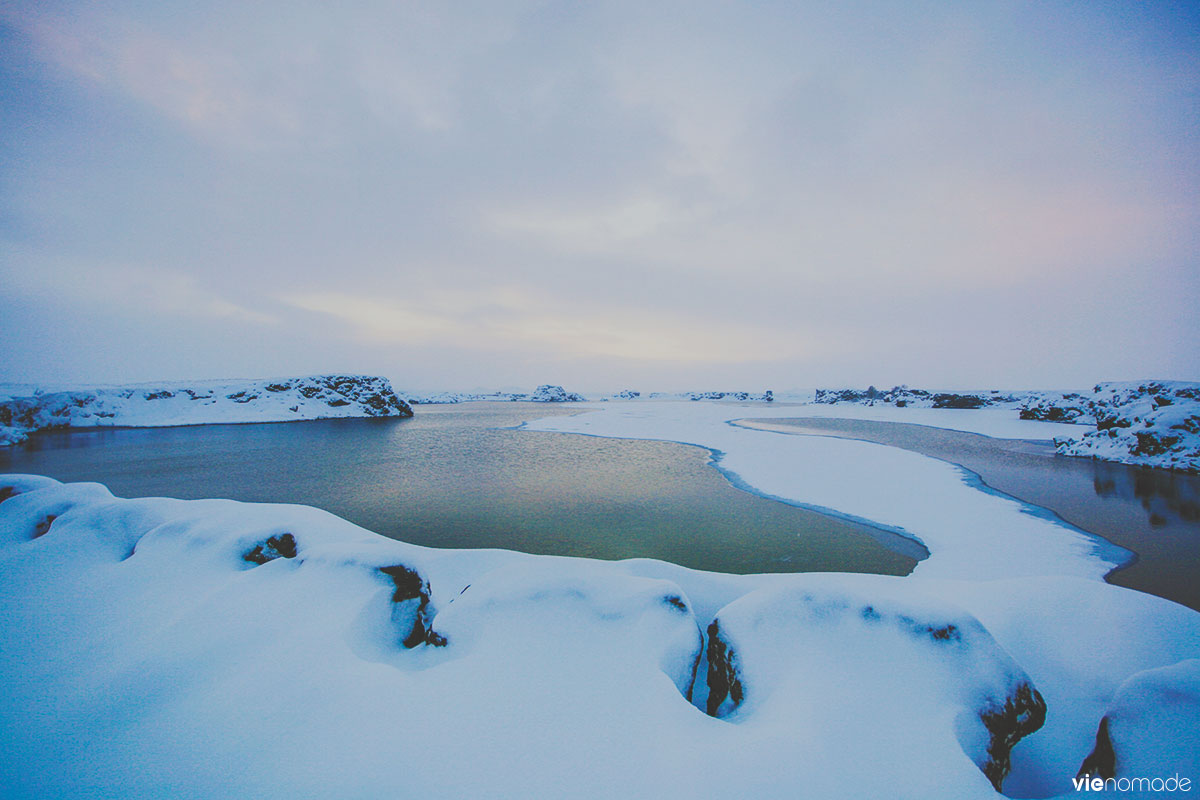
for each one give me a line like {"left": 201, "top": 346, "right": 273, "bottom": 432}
{"left": 813, "top": 386, "right": 1023, "bottom": 409}
{"left": 1077, "top": 659, "right": 1200, "bottom": 792}
{"left": 0, "top": 375, "right": 413, "bottom": 445}
{"left": 2, "top": 475, "right": 1196, "bottom": 798}
{"left": 1051, "top": 381, "right": 1200, "bottom": 473}
{"left": 704, "top": 575, "right": 1045, "bottom": 792}
{"left": 639, "top": 390, "right": 774, "bottom": 402}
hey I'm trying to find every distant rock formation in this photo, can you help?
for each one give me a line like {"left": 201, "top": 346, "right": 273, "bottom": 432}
{"left": 406, "top": 385, "right": 586, "bottom": 404}
{"left": 813, "top": 386, "right": 1017, "bottom": 408}
{"left": 0, "top": 375, "right": 413, "bottom": 446}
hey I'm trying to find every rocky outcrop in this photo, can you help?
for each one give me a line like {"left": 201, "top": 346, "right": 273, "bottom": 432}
{"left": 979, "top": 682, "right": 1047, "bottom": 790}
{"left": 379, "top": 564, "right": 446, "bottom": 648}
{"left": 0, "top": 375, "right": 413, "bottom": 445}
{"left": 406, "top": 384, "right": 586, "bottom": 404}
{"left": 814, "top": 386, "right": 1015, "bottom": 408}
{"left": 1052, "top": 382, "right": 1200, "bottom": 473}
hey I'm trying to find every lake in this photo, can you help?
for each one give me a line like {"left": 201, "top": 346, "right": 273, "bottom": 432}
{"left": 0, "top": 403, "right": 915, "bottom": 578}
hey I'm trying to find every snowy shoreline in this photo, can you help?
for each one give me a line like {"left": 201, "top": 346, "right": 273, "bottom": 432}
{"left": 0, "top": 375, "right": 413, "bottom": 446}
{"left": 524, "top": 402, "right": 1130, "bottom": 583}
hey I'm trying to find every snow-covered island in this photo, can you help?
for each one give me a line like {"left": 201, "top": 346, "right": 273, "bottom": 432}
{"left": 0, "top": 375, "right": 413, "bottom": 446}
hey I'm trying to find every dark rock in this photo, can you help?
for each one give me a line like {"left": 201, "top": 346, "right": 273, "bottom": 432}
{"left": 932, "top": 393, "right": 987, "bottom": 410}
{"left": 0, "top": 486, "right": 18, "bottom": 504}
{"left": 980, "top": 682, "right": 1047, "bottom": 791}
{"left": 378, "top": 564, "right": 445, "bottom": 648}
{"left": 1132, "top": 431, "right": 1180, "bottom": 457}
{"left": 33, "top": 514, "right": 57, "bottom": 538}
{"left": 663, "top": 594, "right": 688, "bottom": 612}
{"left": 243, "top": 533, "right": 298, "bottom": 565}
{"left": 1078, "top": 716, "right": 1116, "bottom": 780}
{"left": 143, "top": 390, "right": 174, "bottom": 400}
{"left": 705, "top": 620, "right": 743, "bottom": 717}
{"left": 265, "top": 382, "right": 292, "bottom": 392}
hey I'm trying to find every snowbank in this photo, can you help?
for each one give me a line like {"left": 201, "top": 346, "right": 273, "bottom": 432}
{"left": 0, "top": 375, "right": 413, "bottom": 445}
{"left": 2, "top": 475, "right": 1196, "bottom": 798}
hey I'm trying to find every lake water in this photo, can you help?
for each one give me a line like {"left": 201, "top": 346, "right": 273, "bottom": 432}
{"left": 3, "top": 403, "right": 1196, "bottom": 610}
{"left": 0, "top": 403, "right": 915, "bottom": 578}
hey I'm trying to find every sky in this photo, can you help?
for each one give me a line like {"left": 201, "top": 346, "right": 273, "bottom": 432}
{"left": 1, "top": 1, "right": 1197, "bottom": 393}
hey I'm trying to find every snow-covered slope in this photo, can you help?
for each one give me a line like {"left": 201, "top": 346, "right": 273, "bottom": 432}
{"left": 1, "top": 475, "right": 1196, "bottom": 799}
{"left": 0, "top": 375, "right": 413, "bottom": 445}
{"left": 2, "top": 479, "right": 1190, "bottom": 796}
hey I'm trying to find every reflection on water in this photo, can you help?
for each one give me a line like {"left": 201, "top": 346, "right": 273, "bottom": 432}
{"left": 1093, "top": 461, "right": 1200, "bottom": 527}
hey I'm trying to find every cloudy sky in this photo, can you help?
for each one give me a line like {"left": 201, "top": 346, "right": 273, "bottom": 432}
{"left": 2, "top": 1, "right": 1196, "bottom": 392}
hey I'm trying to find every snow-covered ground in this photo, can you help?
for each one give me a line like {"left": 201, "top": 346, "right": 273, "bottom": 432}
{"left": 0, "top": 375, "right": 412, "bottom": 446}
{"left": 1, "top": 473, "right": 1196, "bottom": 799}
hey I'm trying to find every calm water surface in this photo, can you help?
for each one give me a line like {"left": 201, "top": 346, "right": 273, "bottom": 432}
{"left": 0, "top": 403, "right": 916, "bottom": 577}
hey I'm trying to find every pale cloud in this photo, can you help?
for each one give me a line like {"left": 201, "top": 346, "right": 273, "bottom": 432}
{"left": 5, "top": 248, "right": 276, "bottom": 326}
{"left": 283, "top": 292, "right": 458, "bottom": 341}
{"left": 281, "top": 287, "right": 801, "bottom": 364}
{"left": 12, "top": 8, "right": 296, "bottom": 144}
{"left": 485, "top": 195, "right": 687, "bottom": 255}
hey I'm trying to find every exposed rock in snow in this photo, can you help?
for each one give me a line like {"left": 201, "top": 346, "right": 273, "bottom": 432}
{"left": 1077, "top": 659, "right": 1200, "bottom": 789}
{"left": 703, "top": 576, "right": 1046, "bottom": 791}
{"left": 641, "top": 390, "right": 775, "bottom": 402}
{"left": 1050, "top": 382, "right": 1200, "bottom": 473}
{"left": 0, "top": 375, "right": 413, "bottom": 445}
{"left": 3, "top": 476, "right": 1195, "bottom": 798}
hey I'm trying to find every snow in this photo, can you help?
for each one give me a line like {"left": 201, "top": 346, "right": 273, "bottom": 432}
{"left": 1, "top": 474, "right": 1196, "bottom": 798}
{"left": 524, "top": 402, "right": 1130, "bottom": 581}
{"left": 0, "top": 375, "right": 412, "bottom": 445}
